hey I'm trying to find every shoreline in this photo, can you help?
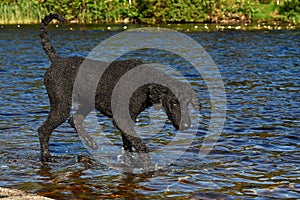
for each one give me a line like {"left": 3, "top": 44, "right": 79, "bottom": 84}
{"left": 0, "top": 21, "right": 298, "bottom": 32}
{"left": 0, "top": 18, "right": 299, "bottom": 25}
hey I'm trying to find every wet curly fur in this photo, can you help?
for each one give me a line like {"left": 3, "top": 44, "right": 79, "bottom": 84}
{"left": 38, "top": 13, "right": 200, "bottom": 163}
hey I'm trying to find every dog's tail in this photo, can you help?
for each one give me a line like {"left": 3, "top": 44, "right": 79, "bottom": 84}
{"left": 40, "top": 13, "right": 66, "bottom": 63}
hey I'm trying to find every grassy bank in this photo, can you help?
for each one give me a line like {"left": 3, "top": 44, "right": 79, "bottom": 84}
{"left": 0, "top": 0, "right": 299, "bottom": 24}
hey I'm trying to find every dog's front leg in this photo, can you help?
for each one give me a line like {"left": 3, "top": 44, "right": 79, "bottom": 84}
{"left": 113, "top": 119, "right": 152, "bottom": 168}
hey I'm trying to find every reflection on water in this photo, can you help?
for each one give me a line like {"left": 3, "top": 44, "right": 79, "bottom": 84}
{"left": 0, "top": 25, "right": 299, "bottom": 199}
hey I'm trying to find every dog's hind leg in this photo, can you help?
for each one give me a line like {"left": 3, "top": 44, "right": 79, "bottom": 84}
{"left": 69, "top": 107, "right": 98, "bottom": 150}
{"left": 38, "top": 102, "right": 71, "bottom": 162}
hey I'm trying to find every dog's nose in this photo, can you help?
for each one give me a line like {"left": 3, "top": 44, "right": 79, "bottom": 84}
{"left": 180, "top": 122, "right": 190, "bottom": 130}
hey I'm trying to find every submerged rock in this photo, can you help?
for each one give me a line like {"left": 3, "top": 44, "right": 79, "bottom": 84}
{"left": 0, "top": 187, "right": 53, "bottom": 200}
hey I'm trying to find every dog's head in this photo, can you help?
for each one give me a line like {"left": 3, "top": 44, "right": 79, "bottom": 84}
{"left": 149, "top": 82, "right": 200, "bottom": 130}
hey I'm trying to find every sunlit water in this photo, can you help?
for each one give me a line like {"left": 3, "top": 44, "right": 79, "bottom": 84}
{"left": 0, "top": 25, "right": 299, "bottom": 199}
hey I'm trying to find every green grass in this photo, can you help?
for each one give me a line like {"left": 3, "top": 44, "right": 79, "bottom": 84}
{"left": 0, "top": 0, "right": 47, "bottom": 24}
{"left": 253, "top": 1, "right": 277, "bottom": 21}
{"left": 253, "top": 1, "right": 300, "bottom": 23}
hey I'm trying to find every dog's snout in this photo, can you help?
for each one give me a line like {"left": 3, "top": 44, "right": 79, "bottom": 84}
{"left": 179, "top": 122, "right": 190, "bottom": 130}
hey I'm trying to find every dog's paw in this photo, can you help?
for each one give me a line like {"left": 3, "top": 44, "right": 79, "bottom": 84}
{"left": 41, "top": 155, "right": 53, "bottom": 163}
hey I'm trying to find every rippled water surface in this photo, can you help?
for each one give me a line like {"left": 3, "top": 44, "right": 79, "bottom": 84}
{"left": 0, "top": 25, "right": 299, "bottom": 199}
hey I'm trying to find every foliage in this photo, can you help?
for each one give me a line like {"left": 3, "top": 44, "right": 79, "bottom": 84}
{"left": 0, "top": 0, "right": 299, "bottom": 24}
{"left": 252, "top": 1, "right": 277, "bottom": 21}
{"left": 279, "top": 0, "right": 300, "bottom": 22}
{"left": 138, "top": 0, "right": 207, "bottom": 23}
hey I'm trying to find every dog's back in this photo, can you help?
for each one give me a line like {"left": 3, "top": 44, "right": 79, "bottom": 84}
{"left": 39, "top": 14, "right": 144, "bottom": 115}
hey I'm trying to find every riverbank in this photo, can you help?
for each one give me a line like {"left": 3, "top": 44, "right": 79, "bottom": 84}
{"left": 0, "top": 187, "right": 53, "bottom": 200}
{"left": 0, "top": 21, "right": 298, "bottom": 32}
{"left": 0, "top": 0, "right": 299, "bottom": 25}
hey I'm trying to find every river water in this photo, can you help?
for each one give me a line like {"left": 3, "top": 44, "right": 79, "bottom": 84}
{"left": 0, "top": 24, "right": 299, "bottom": 199}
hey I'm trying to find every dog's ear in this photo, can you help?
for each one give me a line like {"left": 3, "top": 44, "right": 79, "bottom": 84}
{"left": 177, "top": 82, "right": 201, "bottom": 110}
{"left": 148, "top": 85, "right": 167, "bottom": 104}
{"left": 148, "top": 85, "right": 159, "bottom": 104}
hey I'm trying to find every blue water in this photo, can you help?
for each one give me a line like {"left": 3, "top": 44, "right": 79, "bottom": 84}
{"left": 0, "top": 25, "right": 299, "bottom": 199}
